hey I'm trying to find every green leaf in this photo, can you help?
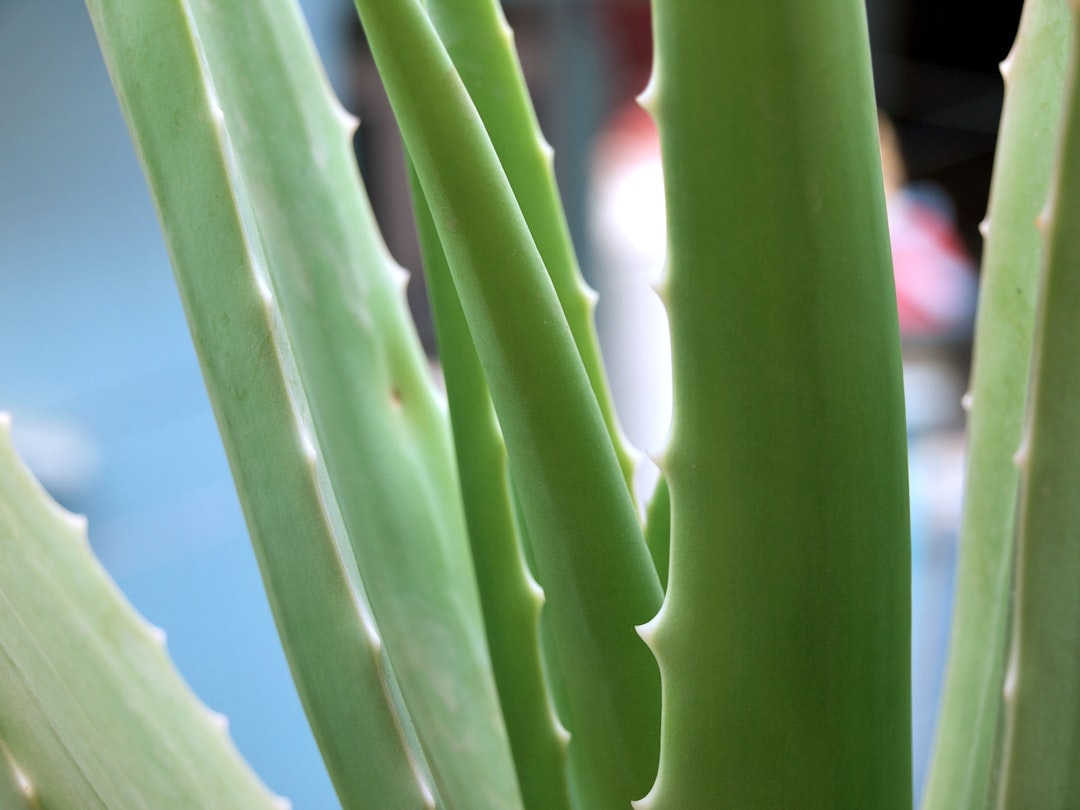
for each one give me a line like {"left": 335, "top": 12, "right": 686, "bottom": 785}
{"left": 644, "top": 476, "right": 671, "bottom": 591}
{"left": 995, "top": 7, "right": 1080, "bottom": 805}
{"left": 0, "top": 415, "right": 283, "bottom": 809}
{"left": 922, "top": 3, "right": 1073, "bottom": 807}
{"left": 410, "top": 169, "right": 573, "bottom": 810}
{"left": 641, "top": 2, "right": 911, "bottom": 807}
{"left": 423, "top": 0, "right": 639, "bottom": 500}
{"left": 86, "top": 0, "right": 517, "bottom": 805}
{"left": 350, "top": 0, "right": 663, "bottom": 803}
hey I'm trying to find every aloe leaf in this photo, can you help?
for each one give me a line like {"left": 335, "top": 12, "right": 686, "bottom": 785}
{"left": 995, "top": 9, "right": 1080, "bottom": 805}
{"left": 85, "top": 3, "right": 446, "bottom": 807}
{"left": 182, "top": 0, "right": 522, "bottom": 797}
{"left": 0, "top": 415, "right": 284, "bottom": 808}
{"left": 508, "top": 476, "right": 609, "bottom": 809}
{"left": 640, "top": 2, "right": 910, "bottom": 808}
{"left": 350, "top": 0, "right": 663, "bottom": 803}
{"left": 85, "top": 0, "right": 522, "bottom": 806}
{"left": 922, "top": 3, "right": 1072, "bottom": 807}
{"left": 643, "top": 476, "right": 671, "bottom": 590}
{"left": 422, "top": 0, "right": 638, "bottom": 498}
{"left": 409, "top": 169, "right": 573, "bottom": 810}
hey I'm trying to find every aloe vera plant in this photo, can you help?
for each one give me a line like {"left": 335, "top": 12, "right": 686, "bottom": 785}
{"left": 2, "top": 0, "right": 1080, "bottom": 807}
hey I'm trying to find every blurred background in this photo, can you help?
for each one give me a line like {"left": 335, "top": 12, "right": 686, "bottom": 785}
{"left": 0, "top": 0, "right": 1022, "bottom": 805}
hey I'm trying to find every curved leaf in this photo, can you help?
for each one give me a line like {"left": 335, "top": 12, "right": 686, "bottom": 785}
{"left": 0, "top": 414, "right": 283, "bottom": 809}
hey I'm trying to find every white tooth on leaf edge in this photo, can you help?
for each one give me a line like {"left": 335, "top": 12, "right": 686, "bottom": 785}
{"left": 961, "top": 391, "right": 973, "bottom": 413}
{"left": 637, "top": 70, "right": 661, "bottom": 117}
{"left": 206, "top": 709, "right": 230, "bottom": 733}
{"left": 525, "top": 574, "right": 545, "bottom": 608}
{"left": 632, "top": 779, "right": 659, "bottom": 810}
{"left": 255, "top": 271, "right": 274, "bottom": 306}
{"left": 999, "top": 44, "right": 1017, "bottom": 80}
{"left": 143, "top": 621, "right": 167, "bottom": 648}
{"left": 299, "top": 426, "right": 318, "bottom": 464}
{"left": 331, "top": 100, "right": 360, "bottom": 136}
{"left": 623, "top": 441, "right": 645, "bottom": 471}
{"left": 978, "top": 217, "right": 990, "bottom": 238}
{"left": 61, "top": 511, "right": 89, "bottom": 535}
{"left": 538, "top": 138, "right": 555, "bottom": 164}
{"left": 352, "top": 594, "right": 382, "bottom": 653}
{"left": 1013, "top": 436, "right": 1030, "bottom": 471}
{"left": 636, "top": 604, "right": 665, "bottom": 652}
{"left": 419, "top": 778, "right": 436, "bottom": 810}
{"left": 1003, "top": 655, "right": 1019, "bottom": 702}
{"left": 651, "top": 267, "right": 672, "bottom": 306}
{"left": 581, "top": 283, "right": 599, "bottom": 308}
{"left": 13, "top": 766, "right": 33, "bottom": 798}
{"left": 391, "top": 263, "right": 410, "bottom": 294}
{"left": 1035, "top": 199, "right": 1054, "bottom": 234}
{"left": 646, "top": 447, "right": 669, "bottom": 476}
{"left": 553, "top": 714, "right": 571, "bottom": 748}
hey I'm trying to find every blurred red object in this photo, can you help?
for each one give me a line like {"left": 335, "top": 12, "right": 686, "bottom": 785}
{"left": 887, "top": 189, "right": 977, "bottom": 339}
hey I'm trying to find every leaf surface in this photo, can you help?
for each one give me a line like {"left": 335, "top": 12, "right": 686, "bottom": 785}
{"left": 0, "top": 415, "right": 284, "bottom": 809}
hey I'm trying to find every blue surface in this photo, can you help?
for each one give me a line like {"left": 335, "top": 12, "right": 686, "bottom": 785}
{"left": 908, "top": 431, "right": 963, "bottom": 803}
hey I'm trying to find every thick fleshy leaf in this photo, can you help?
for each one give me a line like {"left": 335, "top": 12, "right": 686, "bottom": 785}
{"left": 423, "top": 0, "right": 638, "bottom": 498}
{"left": 641, "top": 2, "right": 910, "bottom": 807}
{"left": 996, "top": 8, "right": 1080, "bottom": 805}
{"left": 350, "top": 0, "right": 663, "bottom": 804}
{"left": 410, "top": 171, "right": 572, "bottom": 810}
{"left": 0, "top": 414, "right": 283, "bottom": 809}
{"left": 922, "top": 3, "right": 1073, "bottom": 807}
{"left": 86, "top": 0, "right": 518, "bottom": 806}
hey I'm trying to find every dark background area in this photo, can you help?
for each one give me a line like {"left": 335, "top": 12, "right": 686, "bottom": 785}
{"left": 872, "top": 0, "right": 1023, "bottom": 257}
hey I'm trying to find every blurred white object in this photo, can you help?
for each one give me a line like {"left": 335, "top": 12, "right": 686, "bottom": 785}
{"left": 590, "top": 105, "right": 671, "bottom": 504}
{"left": 10, "top": 412, "right": 100, "bottom": 495}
